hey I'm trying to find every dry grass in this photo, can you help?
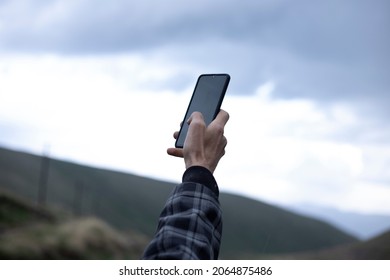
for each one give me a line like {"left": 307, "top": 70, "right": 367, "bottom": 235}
{"left": 0, "top": 190, "right": 148, "bottom": 259}
{"left": 0, "top": 217, "right": 148, "bottom": 259}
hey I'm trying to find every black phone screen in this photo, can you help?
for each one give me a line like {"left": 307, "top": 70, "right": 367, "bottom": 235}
{"left": 175, "top": 74, "right": 230, "bottom": 148}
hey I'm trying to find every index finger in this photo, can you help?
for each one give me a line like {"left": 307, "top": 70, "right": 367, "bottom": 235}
{"left": 184, "top": 111, "right": 206, "bottom": 151}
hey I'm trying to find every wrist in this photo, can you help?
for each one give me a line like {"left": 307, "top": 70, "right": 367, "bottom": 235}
{"left": 185, "top": 157, "right": 216, "bottom": 174}
{"left": 185, "top": 162, "right": 212, "bottom": 174}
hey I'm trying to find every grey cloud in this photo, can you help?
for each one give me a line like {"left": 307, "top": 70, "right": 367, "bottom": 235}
{"left": 3, "top": 0, "right": 388, "bottom": 57}
{"left": 0, "top": 0, "right": 388, "bottom": 114}
{"left": 0, "top": 0, "right": 285, "bottom": 53}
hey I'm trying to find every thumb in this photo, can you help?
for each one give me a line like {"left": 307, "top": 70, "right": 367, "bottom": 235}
{"left": 167, "top": 147, "right": 184, "bottom": 158}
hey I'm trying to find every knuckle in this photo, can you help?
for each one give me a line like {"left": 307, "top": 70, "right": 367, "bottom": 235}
{"left": 192, "top": 118, "right": 206, "bottom": 129}
{"left": 192, "top": 111, "right": 204, "bottom": 120}
{"left": 213, "top": 123, "right": 225, "bottom": 134}
{"left": 193, "top": 122, "right": 206, "bottom": 131}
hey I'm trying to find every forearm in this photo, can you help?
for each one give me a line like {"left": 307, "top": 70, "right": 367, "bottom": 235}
{"left": 141, "top": 166, "right": 222, "bottom": 260}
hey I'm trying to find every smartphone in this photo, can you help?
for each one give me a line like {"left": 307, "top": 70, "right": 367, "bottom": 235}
{"left": 175, "top": 74, "right": 230, "bottom": 148}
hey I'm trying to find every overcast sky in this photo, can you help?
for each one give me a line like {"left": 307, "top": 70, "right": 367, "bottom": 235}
{"left": 1, "top": 0, "right": 389, "bottom": 215}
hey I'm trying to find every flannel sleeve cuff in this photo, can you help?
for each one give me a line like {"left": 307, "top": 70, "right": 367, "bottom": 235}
{"left": 182, "top": 166, "right": 219, "bottom": 196}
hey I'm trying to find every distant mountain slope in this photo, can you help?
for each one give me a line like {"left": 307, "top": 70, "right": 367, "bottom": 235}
{"left": 0, "top": 146, "right": 357, "bottom": 259}
{"left": 288, "top": 204, "right": 390, "bottom": 240}
{"left": 269, "top": 230, "right": 390, "bottom": 260}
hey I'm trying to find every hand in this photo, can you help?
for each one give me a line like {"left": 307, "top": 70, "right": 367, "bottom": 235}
{"left": 167, "top": 110, "right": 229, "bottom": 173}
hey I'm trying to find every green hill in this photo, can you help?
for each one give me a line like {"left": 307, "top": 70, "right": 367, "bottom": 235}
{"left": 220, "top": 193, "right": 357, "bottom": 258}
{"left": 0, "top": 146, "right": 358, "bottom": 259}
{"left": 266, "top": 230, "right": 390, "bottom": 260}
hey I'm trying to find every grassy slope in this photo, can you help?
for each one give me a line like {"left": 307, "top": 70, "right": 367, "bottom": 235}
{"left": 1, "top": 189, "right": 388, "bottom": 260}
{"left": 0, "top": 146, "right": 358, "bottom": 259}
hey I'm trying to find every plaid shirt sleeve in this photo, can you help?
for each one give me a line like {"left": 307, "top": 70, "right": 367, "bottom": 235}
{"left": 141, "top": 166, "right": 222, "bottom": 260}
